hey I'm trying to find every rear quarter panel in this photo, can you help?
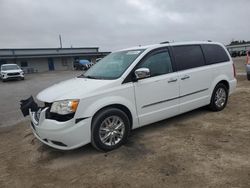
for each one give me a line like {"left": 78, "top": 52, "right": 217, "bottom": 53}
{"left": 209, "top": 61, "right": 235, "bottom": 96}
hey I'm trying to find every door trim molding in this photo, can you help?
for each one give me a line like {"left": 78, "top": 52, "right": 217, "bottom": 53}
{"left": 142, "top": 88, "right": 208, "bottom": 108}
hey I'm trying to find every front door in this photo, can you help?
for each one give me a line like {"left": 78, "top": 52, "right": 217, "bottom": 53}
{"left": 48, "top": 58, "right": 55, "bottom": 71}
{"left": 134, "top": 48, "right": 179, "bottom": 126}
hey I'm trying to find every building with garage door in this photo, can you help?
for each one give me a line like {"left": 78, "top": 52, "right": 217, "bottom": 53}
{"left": 0, "top": 47, "right": 110, "bottom": 73}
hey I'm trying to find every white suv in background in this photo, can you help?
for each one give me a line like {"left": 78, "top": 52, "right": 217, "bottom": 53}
{"left": 21, "top": 41, "right": 237, "bottom": 151}
{"left": 0, "top": 64, "right": 24, "bottom": 82}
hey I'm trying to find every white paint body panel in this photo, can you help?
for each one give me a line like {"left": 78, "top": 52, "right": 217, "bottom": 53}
{"left": 178, "top": 66, "right": 213, "bottom": 114}
{"left": 134, "top": 72, "right": 179, "bottom": 126}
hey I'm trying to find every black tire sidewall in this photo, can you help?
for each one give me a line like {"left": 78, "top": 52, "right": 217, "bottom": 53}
{"left": 210, "top": 83, "right": 229, "bottom": 111}
{"left": 91, "top": 108, "right": 130, "bottom": 151}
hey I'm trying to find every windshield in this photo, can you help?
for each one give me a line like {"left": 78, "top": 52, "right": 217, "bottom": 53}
{"left": 1, "top": 65, "right": 20, "bottom": 71}
{"left": 83, "top": 49, "right": 144, "bottom": 79}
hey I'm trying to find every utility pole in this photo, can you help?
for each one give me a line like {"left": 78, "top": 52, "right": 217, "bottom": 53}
{"left": 59, "top": 34, "right": 62, "bottom": 48}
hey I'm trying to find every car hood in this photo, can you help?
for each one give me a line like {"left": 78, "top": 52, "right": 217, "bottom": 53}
{"left": 37, "top": 77, "right": 116, "bottom": 103}
{"left": 1, "top": 69, "right": 21, "bottom": 73}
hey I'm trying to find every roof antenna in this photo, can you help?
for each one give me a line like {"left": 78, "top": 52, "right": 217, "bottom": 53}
{"left": 59, "top": 34, "right": 63, "bottom": 48}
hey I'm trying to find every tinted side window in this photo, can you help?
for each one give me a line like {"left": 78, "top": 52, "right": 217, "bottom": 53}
{"left": 138, "top": 50, "right": 173, "bottom": 77}
{"left": 202, "top": 44, "right": 230, "bottom": 64}
{"left": 173, "top": 45, "right": 205, "bottom": 71}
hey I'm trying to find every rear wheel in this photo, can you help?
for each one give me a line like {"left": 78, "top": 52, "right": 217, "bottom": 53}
{"left": 91, "top": 108, "right": 130, "bottom": 151}
{"left": 209, "top": 83, "right": 228, "bottom": 111}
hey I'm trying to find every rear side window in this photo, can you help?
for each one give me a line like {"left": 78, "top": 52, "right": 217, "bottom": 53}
{"left": 202, "top": 44, "right": 230, "bottom": 65}
{"left": 173, "top": 45, "right": 205, "bottom": 71}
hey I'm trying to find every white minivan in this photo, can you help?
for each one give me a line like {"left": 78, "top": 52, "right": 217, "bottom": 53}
{"left": 21, "top": 41, "right": 237, "bottom": 151}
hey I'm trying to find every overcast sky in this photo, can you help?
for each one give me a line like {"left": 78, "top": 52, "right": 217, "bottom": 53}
{"left": 0, "top": 0, "right": 249, "bottom": 51}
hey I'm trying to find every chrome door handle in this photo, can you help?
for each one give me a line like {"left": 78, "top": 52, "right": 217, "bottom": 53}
{"left": 181, "top": 75, "right": 190, "bottom": 80}
{"left": 168, "top": 78, "right": 178, "bottom": 83}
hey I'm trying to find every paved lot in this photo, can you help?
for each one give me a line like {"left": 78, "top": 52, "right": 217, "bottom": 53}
{"left": 0, "top": 58, "right": 250, "bottom": 187}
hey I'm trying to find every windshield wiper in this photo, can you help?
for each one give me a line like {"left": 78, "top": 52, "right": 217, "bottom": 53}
{"left": 85, "top": 75, "right": 98, "bottom": 79}
{"left": 77, "top": 74, "right": 98, "bottom": 79}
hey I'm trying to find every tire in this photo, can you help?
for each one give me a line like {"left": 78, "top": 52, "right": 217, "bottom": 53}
{"left": 91, "top": 108, "right": 130, "bottom": 152}
{"left": 247, "top": 74, "right": 250, "bottom": 81}
{"left": 209, "top": 83, "right": 228, "bottom": 111}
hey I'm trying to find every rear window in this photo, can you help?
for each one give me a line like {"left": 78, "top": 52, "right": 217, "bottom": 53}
{"left": 173, "top": 45, "right": 205, "bottom": 71}
{"left": 202, "top": 44, "right": 230, "bottom": 65}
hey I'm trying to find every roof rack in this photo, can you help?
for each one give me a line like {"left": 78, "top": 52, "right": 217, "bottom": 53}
{"left": 160, "top": 41, "right": 170, "bottom": 44}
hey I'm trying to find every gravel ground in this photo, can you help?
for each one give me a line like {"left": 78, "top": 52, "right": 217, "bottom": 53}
{"left": 0, "top": 57, "right": 249, "bottom": 187}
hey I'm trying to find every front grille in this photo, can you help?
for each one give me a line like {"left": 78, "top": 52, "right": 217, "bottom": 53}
{"left": 7, "top": 72, "right": 20, "bottom": 76}
{"left": 46, "top": 112, "right": 75, "bottom": 122}
{"left": 44, "top": 102, "right": 52, "bottom": 108}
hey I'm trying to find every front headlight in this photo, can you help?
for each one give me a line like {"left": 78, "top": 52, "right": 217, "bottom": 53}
{"left": 50, "top": 99, "right": 79, "bottom": 115}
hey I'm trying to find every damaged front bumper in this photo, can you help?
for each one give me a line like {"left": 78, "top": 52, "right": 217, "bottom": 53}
{"left": 20, "top": 96, "right": 91, "bottom": 150}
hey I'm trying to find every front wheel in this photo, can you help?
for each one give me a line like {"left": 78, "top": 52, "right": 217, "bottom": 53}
{"left": 209, "top": 83, "right": 228, "bottom": 111}
{"left": 91, "top": 108, "right": 130, "bottom": 151}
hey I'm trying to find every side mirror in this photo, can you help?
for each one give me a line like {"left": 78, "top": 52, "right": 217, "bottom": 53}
{"left": 134, "top": 68, "right": 150, "bottom": 80}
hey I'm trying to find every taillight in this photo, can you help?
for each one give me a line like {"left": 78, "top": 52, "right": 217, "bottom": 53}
{"left": 233, "top": 63, "right": 236, "bottom": 78}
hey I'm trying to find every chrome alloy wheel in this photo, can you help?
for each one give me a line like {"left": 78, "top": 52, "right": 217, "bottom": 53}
{"left": 99, "top": 116, "right": 125, "bottom": 146}
{"left": 215, "top": 88, "right": 227, "bottom": 108}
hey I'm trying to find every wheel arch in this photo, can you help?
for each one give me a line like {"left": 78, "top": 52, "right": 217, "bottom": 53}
{"left": 91, "top": 104, "right": 133, "bottom": 130}
{"left": 208, "top": 79, "right": 230, "bottom": 111}
{"left": 210, "top": 75, "right": 230, "bottom": 96}
{"left": 209, "top": 77, "right": 230, "bottom": 105}
{"left": 217, "top": 80, "right": 230, "bottom": 91}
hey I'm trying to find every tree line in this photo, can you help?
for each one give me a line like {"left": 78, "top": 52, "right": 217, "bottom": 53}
{"left": 230, "top": 40, "right": 250, "bottom": 45}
